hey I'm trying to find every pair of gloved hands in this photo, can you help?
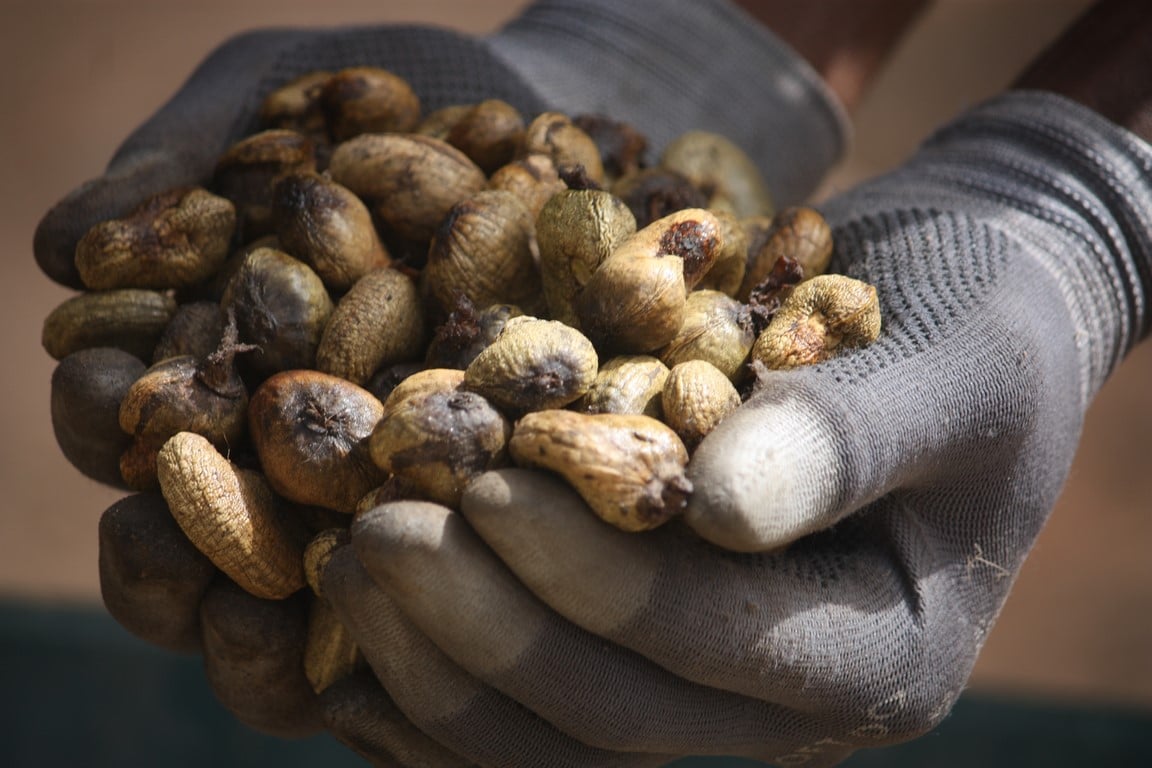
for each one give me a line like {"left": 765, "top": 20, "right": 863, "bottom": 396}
{"left": 37, "top": 1, "right": 1152, "bottom": 765}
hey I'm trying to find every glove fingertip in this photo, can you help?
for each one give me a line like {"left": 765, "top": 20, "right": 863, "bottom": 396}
{"left": 684, "top": 392, "right": 845, "bottom": 552}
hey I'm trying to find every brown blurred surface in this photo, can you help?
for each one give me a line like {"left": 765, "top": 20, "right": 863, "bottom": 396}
{"left": 3, "top": 0, "right": 1148, "bottom": 713}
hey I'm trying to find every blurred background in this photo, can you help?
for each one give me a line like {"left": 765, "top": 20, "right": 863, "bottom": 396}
{"left": 2, "top": 0, "right": 1150, "bottom": 765}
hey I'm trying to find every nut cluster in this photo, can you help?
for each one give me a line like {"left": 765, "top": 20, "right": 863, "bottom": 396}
{"left": 43, "top": 66, "right": 880, "bottom": 728}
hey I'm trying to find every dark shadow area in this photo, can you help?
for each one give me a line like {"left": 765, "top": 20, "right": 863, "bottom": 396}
{"left": 3, "top": 599, "right": 1149, "bottom": 767}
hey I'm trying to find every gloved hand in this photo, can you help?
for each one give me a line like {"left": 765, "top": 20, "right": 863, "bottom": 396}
{"left": 326, "top": 91, "right": 1152, "bottom": 766}
{"left": 71, "top": 0, "right": 851, "bottom": 753}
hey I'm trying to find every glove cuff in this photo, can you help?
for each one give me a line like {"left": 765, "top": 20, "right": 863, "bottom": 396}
{"left": 825, "top": 90, "right": 1152, "bottom": 401}
{"left": 487, "top": 0, "right": 850, "bottom": 206}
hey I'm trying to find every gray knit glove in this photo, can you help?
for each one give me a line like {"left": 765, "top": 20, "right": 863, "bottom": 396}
{"left": 328, "top": 92, "right": 1152, "bottom": 766}
{"left": 55, "top": 1, "right": 851, "bottom": 762}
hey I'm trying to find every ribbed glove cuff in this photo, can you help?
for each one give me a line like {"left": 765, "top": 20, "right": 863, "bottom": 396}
{"left": 487, "top": 0, "right": 850, "bottom": 206}
{"left": 824, "top": 90, "right": 1152, "bottom": 402}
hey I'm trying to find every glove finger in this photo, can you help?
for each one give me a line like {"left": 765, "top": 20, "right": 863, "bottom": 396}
{"left": 462, "top": 469, "right": 974, "bottom": 747}
{"left": 97, "top": 492, "right": 216, "bottom": 653}
{"left": 319, "top": 669, "right": 475, "bottom": 768}
{"left": 684, "top": 266, "right": 1076, "bottom": 552}
{"left": 198, "top": 576, "right": 323, "bottom": 738}
{"left": 349, "top": 500, "right": 841, "bottom": 761}
{"left": 323, "top": 546, "right": 667, "bottom": 768}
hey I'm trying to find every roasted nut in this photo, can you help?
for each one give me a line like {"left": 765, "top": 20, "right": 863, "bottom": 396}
{"left": 75, "top": 187, "right": 236, "bottom": 291}
{"left": 536, "top": 188, "right": 637, "bottom": 327}
{"left": 487, "top": 154, "right": 567, "bottom": 218}
{"left": 571, "top": 113, "right": 648, "bottom": 181}
{"left": 271, "top": 171, "right": 391, "bottom": 292}
{"left": 660, "top": 130, "right": 774, "bottom": 219}
{"left": 157, "top": 431, "right": 305, "bottom": 600}
{"left": 316, "top": 267, "right": 426, "bottom": 386}
{"left": 248, "top": 370, "right": 386, "bottom": 515}
{"left": 422, "top": 190, "right": 543, "bottom": 318}
{"left": 750, "top": 274, "right": 881, "bottom": 369}
{"left": 425, "top": 299, "right": 521, "bottom": 370}
{"left": 221, "top": 247, "right": 334, "bottom": 382}
{"left": 213, "top": 129, "right": 317, "bottom": 239}
{"left": 303, "top": 528, "right": 351, "bottom": 599}
{"left": 199, "top": 579, "right": 321, "bottom": 737}
{"left": 364, "top": 361, "right": 427, "bottom": 403}
{"left": 574, "top": 208, "right": 724, "bottom": 355}
{"left": 319, "top": 67, "right": 421, "bottom": 142}
{"left": 98, "top": 493, "right": 216, "bottom": 653}
{"left": 369, "top": 370, "right": 510, "bottom": 507}
{"left": 522, "top": 111, "right": 604, "bottom": 183}
{"left": 119, "top": 321, "right": 252, "bottom": 490}
{"left": 463, "top": 316, "right": 598, "bottom": 413}
{"left": 259, "top": 70, "right": 333, "bottom": 140}
{"left": 657, "top": 289, "right": 755, "bottom": 382}
{"left": 611, "top": 167, "right": 709, "bottom": 229}
{"left": 51, "top": 348, "right": 146, "bottom": 487}
{"left": 572, "top": 354, "right": 670, "bottom": 418}
{"left": 695, "top": 209, "right": 747, "bottom": 296}
{"left": 152, "top": 301, "right": 226, "bottom": 363}
{"left": 661, "top": 360, "right": 741, "bottom": 451}
{"left": 42, "top": 289, "right": 177, "bottom": 361}
{"left": 328, "top": 133, "right": 486, "bottom": 243}
{"left": 304, "top": 594, "right": 361, "bottom": 694}
{"left": 739, "top": 206, "right": 833, "bottom": 302}
{"left": 508, "top": 410, "right": 691, "bottom": 532}
{"left": 415, "top": 104, "right": 472, "bottom": 140}
{"left": 445, "top": 99, "right": 526, "bottom": 174}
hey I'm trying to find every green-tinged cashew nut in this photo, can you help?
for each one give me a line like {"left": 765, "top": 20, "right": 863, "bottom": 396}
{"left": 75, "top": 187, "right": 236, "bottom": 291}
{"left": 316, "top": 267, "right": 426, "bottom": 386}
{"left": 509, "top": 410, "right": 692, "bottom": 532}
{"left": 271, "top": 171, "right": 391, "bottom": 292}
{"left": 660, "top": 130, "right": 774, "bottom": 219}
{"left": 662, "top": 360, "right": 742, "bottom": 451}
{"left": 423, "top": 190, "right": 543, "bottom": 318}
{"left": 157, "top": 431, "right": 305, "bottom": 600}
{"left": 370, "top": 369, "right": 510, "bottom": 508}
{"left": 463, "top": 316, "right": 598, "bottom": 413}
{"left": 537, "top": 189, "right": 637, "bottom": 327}
{"left": 573, "top": 355, "right": 670, "bottom": 418}
{"left": 751, "top": 274, "right": 881, "bottom": 369}
{"left": 328, "top": 133, "right": 486, "bottom": 243}
{"left": 248, "top": 370, "right": 386, "bottom": 515}
{"left": 657, "top": 289, "right": 755, "bottom": 382}
{"left": 42, "top": 289, "right": 177, "bottom": 362}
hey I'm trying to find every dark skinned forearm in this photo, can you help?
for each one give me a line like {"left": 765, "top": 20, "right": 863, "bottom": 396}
{"left": 731, "top": 0, "right": 930, "bottom": 112}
